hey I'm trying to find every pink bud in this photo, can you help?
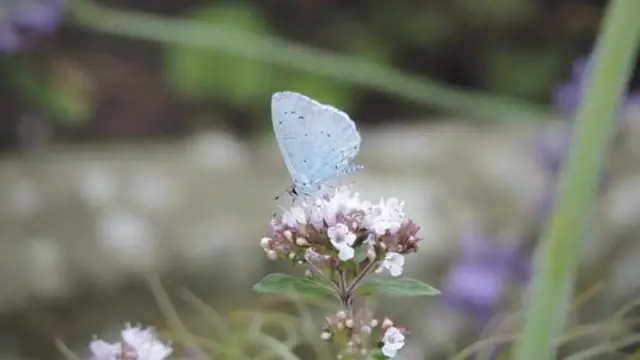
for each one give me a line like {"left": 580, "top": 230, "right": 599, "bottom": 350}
{"left": 382, "top": 317, "right": 393, "bottom": 329}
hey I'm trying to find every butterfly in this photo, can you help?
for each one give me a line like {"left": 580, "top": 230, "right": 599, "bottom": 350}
{"left": 271, "top": 91, "right": 364, "bottom": 197}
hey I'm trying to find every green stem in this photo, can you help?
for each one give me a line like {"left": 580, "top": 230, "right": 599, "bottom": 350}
{"left": 69, "top": 0, "right": 559, "bottom": 124}
{"left": 512, "top": 1, "right": 640, "bottom": 359}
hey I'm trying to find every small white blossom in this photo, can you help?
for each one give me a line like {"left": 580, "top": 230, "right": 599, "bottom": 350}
{"left": 90, "top": 324, "right": 172, "bottom": 360}
{"left": 327, "top": 223, "right": 357, "bottom": 261}
{"left": 376, "top": 252, "right": 405, "bottom": 277}
{"left": 282, "top": 205, "right": 307, "bottom": 228}
{"left": 322, "top": 186, "right": 362, "bottom": 226}
{"left": 381, "top": 326, "right": 405, "bottom": 358}
{"left": 89, "top": 339, "right": 124, "bottom": 360}
{"left": 365, "top": 198, "right": 406, "bottom": 236}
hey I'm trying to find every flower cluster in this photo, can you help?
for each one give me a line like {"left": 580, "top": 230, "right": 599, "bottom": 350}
{"left": 258, "top": 186, "right": 424, "bottom": 359}
{"left": 321, "top": 309, "right": 407, "bottom": 359}
{"left": 89, "top": 324, "right": 172, "bottom": 360}
{"left": 261, "top": 186, "right": 420, "bottom": 276}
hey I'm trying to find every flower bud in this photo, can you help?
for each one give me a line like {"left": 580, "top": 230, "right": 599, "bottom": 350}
{"left": 283, "top": 230, "right": 293, "bottom": 242}
{"left": 267, "top": 250, "right": 278, "bottom": 260}
{"left": 260, "top": 237, "right": 271, "bottom": 249}
{"left": 345, "top": 319, "right": 354, "bottom": 328}
{"left": 382, "top": 317, "right": 393, "bottom": 329}
{"left": 320, "top": 332, "right": 332, "bottom": 340}
{"left": 295, "top": 237, "right": 309, "bottom": 246}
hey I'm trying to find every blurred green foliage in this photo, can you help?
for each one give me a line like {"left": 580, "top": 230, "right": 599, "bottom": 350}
{"left": 480, "top": 45, "right": 569, "bottom": 99}
{"left": 161, "top": 2, "right": 361, "bottom": 127}
{"left": 369, "top": 2, "right": 453, "bottom": 48}
{"left": 164, "top": 3, "right": 275, "bottom": 106}
{"left": 451, "top": 0, "right": 535, "bottom": 27}
{"left": 1, "top": 57, "right": 92, "bottom": 125}
{"left": 2, "top": 0, "right": 612, "bottom": 139}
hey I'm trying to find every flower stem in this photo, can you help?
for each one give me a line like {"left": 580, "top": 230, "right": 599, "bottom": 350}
{"left": 346, "top": 260, "right": 379, "bottom": 295}
{"left": 306, "top": 261, "right": 340, "bottom": 293}
{"left": 337, "top": 271, "right": 355, "bottom": 316}
{"left": 512, "top": 1, "right": 640, "bottom": 359}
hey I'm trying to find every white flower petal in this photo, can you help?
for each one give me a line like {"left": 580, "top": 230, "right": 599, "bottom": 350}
{"left": 381, "top": 326, "right": 405, "bottom": 358}
{"left": 378, "top": 252, "right": 405, "bottom": 277}
{"left": 344, "top": 232, "right": 357, "bottom": 247}
{"left": 382, "top": 342, "right": 400, "bottom": 358}
{"left": 89, "top": 339, "right": 121, "bottom": 359}
{"left": 89, "top": 325, "right": 173, "bottom": 360}
{"left": 282, "top": 205, "right": 307, "bottom": 227}
{"left": 337, "top": 244, "right": 355, "bottom": 261}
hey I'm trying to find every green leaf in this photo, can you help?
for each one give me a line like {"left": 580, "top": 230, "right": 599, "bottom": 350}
{"left": 362, "top": 349, "right": 388, "bottom": 360}
{"left": 253, "top": 273, "right": 336, "bottom": 298}
{"left": 356, "top": 277, "right": 440, "bottom": 297}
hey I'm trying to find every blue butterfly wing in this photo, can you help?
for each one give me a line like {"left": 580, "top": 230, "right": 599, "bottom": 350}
{"left": 301, "top": 101, "right": 362, "bottom": 179}
{"left": 271, "top": 91, "right": 318, "bottom": 185}
{"left": 271, "top": 91, "right": 363, "bottom": 194}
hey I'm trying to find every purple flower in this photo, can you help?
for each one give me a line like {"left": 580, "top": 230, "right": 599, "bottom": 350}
{"left": 532, "top": 126, "right": 573, "bottom": 175}
{"left": 441, "top": 233, "right": 530, "bottom": 323}
{"left": 553, "top": 57, "right": 591, "bottom": 114}
{"left": 0, "top": 0, "right": 65, "bottom": 53}
{"left": 552, "top": 55, "right": 632, "bottom": 117}
{"left": 533, "top": 54, "right": 625, "bottom": 201}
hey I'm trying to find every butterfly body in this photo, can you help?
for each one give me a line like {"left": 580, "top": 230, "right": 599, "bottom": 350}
{"left": 271, "top": 91, "right": 363, "bottom": 197}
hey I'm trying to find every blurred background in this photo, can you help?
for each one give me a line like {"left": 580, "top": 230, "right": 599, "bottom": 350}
{"left": 1, "top": 0, "right": 640, "bottom": 359}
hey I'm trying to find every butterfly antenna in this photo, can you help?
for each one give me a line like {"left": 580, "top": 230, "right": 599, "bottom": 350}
{"left": 274, "top": 188, "right": 288, "bottom": 200}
